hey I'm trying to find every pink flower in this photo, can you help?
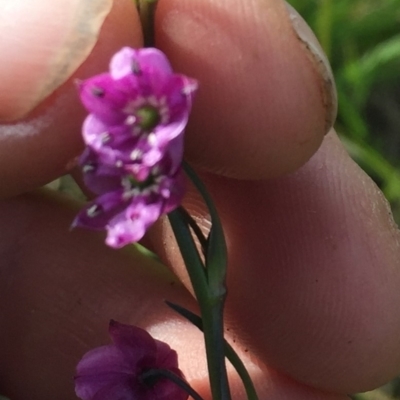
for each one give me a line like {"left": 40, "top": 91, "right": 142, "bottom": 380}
{"left": 73, "top": 147, "right": 185, "bottom": 248}
{"left": 78, "top": 47, "right": 197, "bottom": 174}
{"left": 74, "top": 47, "right": 197, "bottom": 248}
{"left": 75, "top": 321, "right": 188, "bottom": 400}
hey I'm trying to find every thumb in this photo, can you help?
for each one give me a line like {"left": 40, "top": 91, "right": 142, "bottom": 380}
{"left": 0, "top": 0, "right": 113, "bottom": 122}
{"left": 0, "top": 0, "right": 142, "bottom": 197}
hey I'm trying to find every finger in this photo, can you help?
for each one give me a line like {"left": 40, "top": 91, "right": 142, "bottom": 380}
{"left": 0, "top": 0, "right": 143, "bottom": 197}
{"left": 0, "top": 190, "right": 194, "bottom": 399}
{"left": 154, "top": 131, "right": 400, "bottom": 394}
{"left": 0, "top": 0, "right": 112, "bottom": 122}
{"left": 0, "top": 190, "right": 347, "bottom": 400}
{"left": 0, "top": 0, "right": 334, "bottom": 194}
{"left": 155, "top": 0, "right": 337, "bottom": 179}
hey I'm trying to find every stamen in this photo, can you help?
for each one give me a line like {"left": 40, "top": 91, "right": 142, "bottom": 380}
{"left": 91, "top": 87, "right": 105, "bottom": 97}
{"left": 83, "top": 164, "right": 95, "bottom": 173}
{"left": 148, "top": 133, "right": 157, "bottom": 146}
{"left": 125, "top": 115, "right": 136, "bottom": 125}
{"left": 101, "top": 133, "right": 111, "bottom": 143}
{"left": 122, "top": 176, "right": 134, "bottom": 192}
{"left": 130, "top": 149, "right": 143, "bottom": 161}
{"left": 87, "top": 205, "right": 101, "bottom": 217}
{"left": 131, "top": 60, "right": 142, "bottom": 75}
{"left": 182, "top": 81, "right": 198, "bottom": 96}
{"left": 160, "top": 187, "right": 171, "bottom": 198}
{"left": 124, "top": 97, "right": 145, "bottom": 115}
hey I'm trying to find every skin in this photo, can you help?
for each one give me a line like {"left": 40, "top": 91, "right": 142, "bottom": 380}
{"left": 0, "top": 0, "right": 400, "bottom": 399}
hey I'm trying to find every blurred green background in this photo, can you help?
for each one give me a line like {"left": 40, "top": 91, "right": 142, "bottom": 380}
{"left": 288, "top": 0, "right": 400, "bottom": 219}
{"left": 287, "top": 1, "right": 400, "bottom": 399}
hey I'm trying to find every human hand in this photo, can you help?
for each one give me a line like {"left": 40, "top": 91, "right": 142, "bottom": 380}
{"left": 1, "top": 0, "right": 400, "bottom": 399}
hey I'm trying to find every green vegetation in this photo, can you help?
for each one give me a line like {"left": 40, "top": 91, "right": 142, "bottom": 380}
{"left": 287, "top": 1, "right": 400, "bottom": 399}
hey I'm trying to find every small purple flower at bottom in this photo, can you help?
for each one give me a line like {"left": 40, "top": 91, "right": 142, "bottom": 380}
{"left": 75, "top": 321, "right": 188, "bottom": 400}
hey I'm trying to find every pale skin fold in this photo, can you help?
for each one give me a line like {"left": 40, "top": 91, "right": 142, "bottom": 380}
{"left": 0, "top": 0, "right": 399, "bottom": 399}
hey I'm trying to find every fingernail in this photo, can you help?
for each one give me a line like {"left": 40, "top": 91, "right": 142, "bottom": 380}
{"left": 284, "top": 2, "right": 337, "bottom": 133}
{"left": 0, "top": 0, "right": 113, "bottom": 122}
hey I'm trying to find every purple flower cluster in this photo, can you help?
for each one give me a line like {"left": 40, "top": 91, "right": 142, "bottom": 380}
{"left": 73, "top": 47, "right": 197, "bottom": 248}
{"left": 75, "top": 321, "right": 188, "bottom": 400}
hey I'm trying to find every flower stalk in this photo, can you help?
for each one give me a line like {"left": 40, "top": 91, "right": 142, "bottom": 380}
{"left": 136, "top": 0, "right": 158, "bottom": 47}
{"left": 168, "top": 164, "right": 259, "bottom": 400}
{"left": 166, "top": 301, "right": 259, "bottom": 400}
{"left": 168, "top": 209, "right": 231, "bottom": 400}
{"left": 168, "top": 162, "right": 235, "bottom": 400}
{"left": 141, "top": 369, "right": 204, "bottom": 400}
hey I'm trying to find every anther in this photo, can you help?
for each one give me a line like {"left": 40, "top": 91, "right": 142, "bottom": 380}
{"left": 83, "top": 164, "right": 95, "bottom": 173}
{"left": 131, "top": 60, "right": 142, "bottom": 75}
{"left": 87, "top": 205, "right": 101, "bottom": 217}
{"left": 130, "top": 149, "right": 143, "bottom": 161}
{"left": 148, "top": 133, "right": 157, "bottom": 146}
{"left": 91, "top": 87, "right": 105, "bottom": 98}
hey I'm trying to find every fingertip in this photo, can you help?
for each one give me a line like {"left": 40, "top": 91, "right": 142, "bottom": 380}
{"left": 148, "top": 318, "right": 348, "bottom": 400}
{"left": 152, "top": 132, "right": 400, "bottom": 394}
{"left": 0, "top": 0, "right": 143, "bottom": 197}
{"left": 216, "top": 132, "right": 400, "bottom": 393}
{"left": 0, "top": 0, "right": 114, "bottom": 122}
{"left": 156, "top": 0, "right": 336, "bottom": 179}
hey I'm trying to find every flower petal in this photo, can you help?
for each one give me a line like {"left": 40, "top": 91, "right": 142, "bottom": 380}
{"left": 153, "top": 118, "right": 187, "bottom": 148}
{"left": 135, "top": 48, "right": 173, "bottom": 76}
{"left": 108, "top": 321, "right": 157, "bottom": 361}
{"left": 163, "top": 75, "right": 198, "bottom": 120}
{"left": 154, "top": 340, "right": 179, "bottom": 369}
{"left": 75, "top": 47, "right": 197, "bottom": 247}
{"left": 164, "top": 136, "right": 184, "bottom": 174}
{"left": 106, "top": 200, "right": 162, "bottom": 248}
{"left": 75, "top": 346, "right": 132, "bottom": 400}
{"left": 158, "top": 169, "right": 186, "bottom": 214}
{"left": 76, "top": 346, "right": 131, "bottom": 376}
{"left": 82, "top": 114, "right": 110, "bottom": 151}
{"left": 91, "top": 381, "right": 144, "bottom": 400}
{"left": 83, "top": 117, "right": 143, "bottom": 169}
{"left": 72, "top": 190, "right": 126, "bottom": 230}
{"left": 78, "top": 73, "right": 128, "bottom": 124}
{"left": 75, "top": 322, "right": 188, "bottom": 400}
{"left": 110, "top": 47, "right": 172, "bottom": 80}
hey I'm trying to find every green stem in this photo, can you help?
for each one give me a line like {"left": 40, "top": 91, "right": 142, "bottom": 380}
{"left": 168, "top": 209, "right": 208, "bottom": 300}
{"left": 223, "top": 342, "right": 258, "bottom": 400}
{"left": 166, "top": 301, "right": 259, "bottom": 400}
{"left": 136, "top": 0, "right": 157, "bottom": 47}
{"left": 200, "top": 295, "right": 231, "bottom": 400}
{"left": 168, "top": 209, "right": 231, "bottom": 400}
{"left": 142, "top": 368, "right": 204, "bottom": 400}
{"left": 315, "top": 0, "right": 333, "bottom": 59}
{"left": 178, "top": 206, "right": 208, "bottom": 255}
{"left": 182, "top": 162, "right": 228, "bottom": 297}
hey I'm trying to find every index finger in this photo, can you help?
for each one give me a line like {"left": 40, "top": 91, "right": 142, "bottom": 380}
{"left": 0, "top": 0, "right": 143, "bottom": 197}
{"left": 0, "top": 0, "right": 335, "bottom": 197}
{"left": 156, "top": 0, "right": 337, "bottom": 178}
